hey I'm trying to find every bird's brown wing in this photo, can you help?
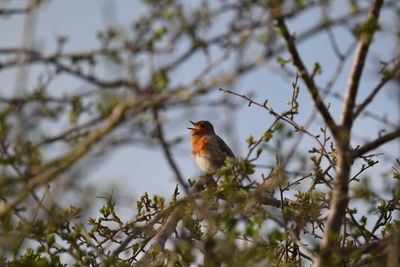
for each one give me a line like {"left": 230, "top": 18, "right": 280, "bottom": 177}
{"left": 216, "top": 135, "right": 235, "bottom": 158}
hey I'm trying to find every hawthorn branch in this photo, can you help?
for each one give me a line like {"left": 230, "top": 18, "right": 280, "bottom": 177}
{"left": 153, "top": 108, "right": 188, "bottom": 193}
{"left": 340, "top": 0, "right": 384, "bottom": 128}
{"left": 219, "top": 88, "right": 335, "bottom": 167}
{"left": 111, "top": 202, "right": 181, "bottom": 258}
{"left": 134, "top": 176, "right": 210, "bottom": 265}
{"left": 0, "top": 92, "right": 184, "bottom": 218}
{"left": 275, "top": 18, "right": 338, "bottom": 138}
{"left": 133, "top": 172, "right": 293, "bottom": 265}
{"left": 316, "top": 0, "right": 384, "bottom": 266}
{"left": 354, "top": 59, "right": 400, "bottom": 118}
{"left": 353, "top": 128, "right": 400, "bottom": 158}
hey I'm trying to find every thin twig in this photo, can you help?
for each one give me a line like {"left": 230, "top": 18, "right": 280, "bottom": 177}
{"left": 153, "top": 108, "right": 188, "bottom": 193}
{"left": 275, "top": 17, "right": 338, "bottom": 138}
{"left": 353, "top": 58, "right": 400, "bottom": 118}
{"left": 353, "top": 128, "right": 400, "bottom": 158}
{"left": 219, "top": 88, "right": 335, "bottom": 167}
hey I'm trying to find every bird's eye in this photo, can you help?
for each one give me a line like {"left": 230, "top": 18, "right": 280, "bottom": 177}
{"left": 200, "top": 124, "right": 205, "bottom": 128}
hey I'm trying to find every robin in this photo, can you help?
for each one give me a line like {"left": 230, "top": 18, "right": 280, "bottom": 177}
{"left": 188, "top": 120, "right": 235, "bottom": 175}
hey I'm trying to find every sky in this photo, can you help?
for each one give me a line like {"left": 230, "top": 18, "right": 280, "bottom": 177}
{"left": 1, "top": 0, "right": 399, "bottom": 219}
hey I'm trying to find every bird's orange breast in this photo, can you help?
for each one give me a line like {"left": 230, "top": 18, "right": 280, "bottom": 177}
{"left": 191, "top": 135, "right": 209, "bottom": 156}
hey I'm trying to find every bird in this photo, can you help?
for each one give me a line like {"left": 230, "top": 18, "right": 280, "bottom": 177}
{"left": 188, "top": 120, "right": 235, "bottom": 175}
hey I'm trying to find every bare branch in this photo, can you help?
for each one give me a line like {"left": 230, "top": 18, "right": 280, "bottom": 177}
{"left": 0, "top": 0, "right": 41, "bottom": 16}
{"left": 316, "top": 1, "right": 385, "bottom": 266}
{"left": 284, "top": 41, "right": 356, "bottom": 166}
{"left": 340, "top": 0, "right": 384, "bottom": 128}
{"left": 153, "top": 108, "right": 188, "bottom": 193}
{"left": 275, "top": 18, "right": 338, "bottom": 138}
{"left": 354, "top": 58, "right": 400, "bottom": 118}
{"left": 353, "top": 128, "right": 400, "bottom": 158}
{"left": 219, "top": 88, "right": 335, "bottom": 167}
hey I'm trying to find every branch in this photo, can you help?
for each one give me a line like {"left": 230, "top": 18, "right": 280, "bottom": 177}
{"left": 153, "top": 108, "right": 188, "bottom": 193}
{"left": 284, "top": 41, "right": 356, "bottom": 166}
{"left": 315, "top": 1, "right": 385, "bottom": 266}
{"left": 133, "top": 173, "right": 293, "bottom": 265}
{"left": 219, "top": 88, "right": 335, "bottom": 167}
{"left": 0, "top": 92, "right": 183, "bottom": 218}
{"left": 353, "top": 58, "right": 400, "bottom": 118}
{"left": 353, "top": 128, "right": 400, "bottom": 158}
{"left": 275, "top": 18, "right": 338, "bottom": 138}
{"left": 133, "top": 176, "right": 210, "bottom": 265}
{"left": 340, "top": 0, "right": 384, "bottom": 127}
{"left": 288, "top": 229, "right": 317, "bottom": 262}
{"left": 111, "top": 202, "right": 180, "bottom": 257}
{"left": 0, "top": 0, "right": 41, "bottom": 16}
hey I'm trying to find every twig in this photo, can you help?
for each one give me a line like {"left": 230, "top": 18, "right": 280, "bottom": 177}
{"left": 153, "top": 108, "right": 188, "bottom": 193}
{"left": 275, "top": 18, "right": 338, "bottom": 138}
{"left": 132, "top": 176, "right": 210, "bottom": 265}
{"left": 353, "top": 59, "right": 400, "bottom": 118}
{"left": 353, "top": 128, "right": 400, "bottom": 158}
{"left": 340, "top": 0, "right": 384, "bottom": 128}
{"left": 283, "top": 41, "right": 356, "bottom": 166}
{"left": 219, "top": 88, "right": 335, "bottom": 167}
{"left": 288, "top": 229, "right": 317, "bottom": 262}
{"left": 0, "top": 0, "right": 41, "bottom": 16}
{"left": 111, "top": 202, "right": 181, "bottom": 257}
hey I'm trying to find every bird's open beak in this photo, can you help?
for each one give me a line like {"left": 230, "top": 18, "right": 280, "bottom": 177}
{"left": 187, "top": 120, "right": 196, "bottom": 130}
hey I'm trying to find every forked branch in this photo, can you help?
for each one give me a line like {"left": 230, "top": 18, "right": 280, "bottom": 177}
{"left": 275, "top": 18, "right": 338, "bottom": 138}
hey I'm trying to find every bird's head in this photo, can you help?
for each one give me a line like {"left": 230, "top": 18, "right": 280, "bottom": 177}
{"left": 188, "top": 120, "right": 215, "bottom": 136}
